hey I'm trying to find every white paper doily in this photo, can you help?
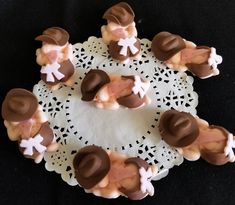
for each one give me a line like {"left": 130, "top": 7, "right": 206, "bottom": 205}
{"left": 33, "top": 37, "right": 198, "bottom": 186}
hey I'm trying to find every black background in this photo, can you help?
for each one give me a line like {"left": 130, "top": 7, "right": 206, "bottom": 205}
{"left": 0, "top": 0, "right": 235, "bottom": 204}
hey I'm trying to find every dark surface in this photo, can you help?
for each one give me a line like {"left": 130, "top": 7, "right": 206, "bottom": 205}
{"left": 0, "top": 0, "right": 235, "bottom": 204}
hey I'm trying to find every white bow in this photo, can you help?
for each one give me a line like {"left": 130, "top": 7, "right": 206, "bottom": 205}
{"left": 224, "top": 133, "right": 235, "bottom": 162}
{"left": 20, "top": 134, "right": 47, "bottom": 156}
{"left": 118, "top": 37, "right": 139, "bottom": 56}
{"left": 208, "top": 47, "right": 223, "bottom": 69}
{"left": 132, "top": 76, "right": 150, "bottom": 98}
{"left": 41, "top": 62, "right": 65, "bottom": 82}
{"left": 139, "top": 167, "right": 155, "bottom": 196}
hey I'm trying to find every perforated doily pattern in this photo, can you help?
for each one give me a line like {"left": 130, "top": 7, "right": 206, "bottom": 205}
{"left": 33, "top": 37, "right": 198, "bottom": 186}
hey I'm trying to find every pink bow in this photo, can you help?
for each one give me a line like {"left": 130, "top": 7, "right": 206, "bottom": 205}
{"left": 20, "top": 134, "right": 47, "bottom": 156}
{"left": 41, "top": 62, "right": 65, "bottom": 82}
{"left": 118, "top": 37, "right": 139, "bottom": 56}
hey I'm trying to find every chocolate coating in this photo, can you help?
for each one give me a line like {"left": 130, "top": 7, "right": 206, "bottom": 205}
{"left": 103, "top": 2, "right": 135, "bottom": 26}
{"left": 201, "top": 151, "right": 230, "bottom": 166}
{"left": 81, "top": 69, "right": 110, "bottom": 101}
{"left": 117, "top": 92, "right": 145, "bottom": 108}
{"left": 19, "top": 122, "right": 54, "bottom": 158}
{"left": 186, "top": 46, "right": 214, "bottom": 78}
{"left": 73, "top": 145, "right": 111, "bottom": 189}
{"left": 200, "top": 125, "right": 230, "bottom": 165}
{"left": 41, "top": 60, "right": 74, "bottom": 86}
{"left": 159, "top": 110, "right": 199, "bottom": 147}
{"left": 2, "top": 88, "right": 38, "bottom": 122}
{"left": 116, "top": 75, "right": 147, "bottom": 108}
{"left": 35, "top": 27, "right": 69, "bottom": 46}
{"left": 187, "top": 63, "right": 214, "bottom": 78}
{"left": 119, "top": 157, "right": 150, "bottom": 200}
{"left": 109, "top": 38, "right": 141, "bottom": 62}
{"left": 125, "top": 157, "right": 149, "bottom": 172}
{"left": 119, "top": 187, "right": 147, "bottom": 200}
{"left": 151, "top": 31, "right": 186, "bottom": 61}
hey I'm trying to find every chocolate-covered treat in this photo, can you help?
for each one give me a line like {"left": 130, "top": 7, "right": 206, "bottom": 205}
{"left": 35, "top": 27, "right": 69, "bottom": 46}
{"left": 2, "top": 88, "right": 38, "bottom": 122}
{"left": 73, "top": 145, "right": 111, "bottom": 189}
{"left": 19, "top": 122, "right": 58, "bottom": 163}
{"left": 35, "top": 27, "right": 75, "bottom": 90}
{"left": 103, "top": 2, "right": 135, "bottom": 27}
{"left": 151, "top": 31, "right": 186, "bottom": 61}
{"left": 81, "top": 69, "right": 111, "bottom": 101}
{"left": 181, "top": 121, "right": 235, "bottom": 166}
{"left": 119, "top": 157, "right": 155, "bottom": 200}
{"left": 159, "top": 110, "right": 199, "bottom": 147}
{"left": 81, "top": 70, "right": 151, "bottom": 110}
{"left": 200, "top": 126, "right": 230, "bottom": 165}
{"left": 40, "top": 60, "right": 75, "bottom": 86}
{"left": 2, "top": 88, "right": 59, "bottom": 163}
{"left": 117, "top": 92, "right": 146, "bottom": 109}
{"left": 73, "top": 145, "right": 158, "bottom": 200}
{"left": 109, "top": 36, "right": 141, "bottom": 64}
{"left": 101, "top": 2, "right": 141, "bottom": 63}
{"left": 186, "top": 46, "right": 221, "bottom": 79}
{"left": 151, "top": 31, "right": 222, "bottom": 79}
{"left": 115, "top": 75, "right": 150, "bottom": 109}
{"left": 101, "top": 2, "right": 137, "bottom": 45}
{"left": 159, "top": 109, "right": 235, "bottom": 166}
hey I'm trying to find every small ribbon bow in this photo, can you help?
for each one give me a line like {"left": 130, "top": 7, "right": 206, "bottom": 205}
{"left": 132, "top": 76, "right": 149, "bottom": 98}
{"left": 118, "top": 37, "right": 139, "bottom": 56}
{"left": 139, "top": 167, "right": 155, "bottom": 196}
{"left": 41, "top": 62, "right": 65, "bottom": 82}
{"left": 224, "top": 133, "right": 235, "bottom": 162}
{"left": 20, "top": 134, "right": 47, "bottom": 156}
{"left": 208, "top": 47, "right": 223, "bottom": 69}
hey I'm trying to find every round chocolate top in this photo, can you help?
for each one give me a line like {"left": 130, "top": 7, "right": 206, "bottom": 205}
{"left": 73, "top": 145, "right": 111, "bottom": 189}
{"left": 2, "top": 88, "right": 38, "bottom": 122}
{"left": 103, "top": 2, "right": 135, "bottom": 26}
{"left": 159, "top": 110, "right": 199, "bottom": 147}
{"left": 35, "top": 27, "right": 69, "bottom": 46}
{"left": 81, "top": 69, "right": 110, "bottom": 101}
{"left": 151, "top": 31, "right": 186, "bottom": 61}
